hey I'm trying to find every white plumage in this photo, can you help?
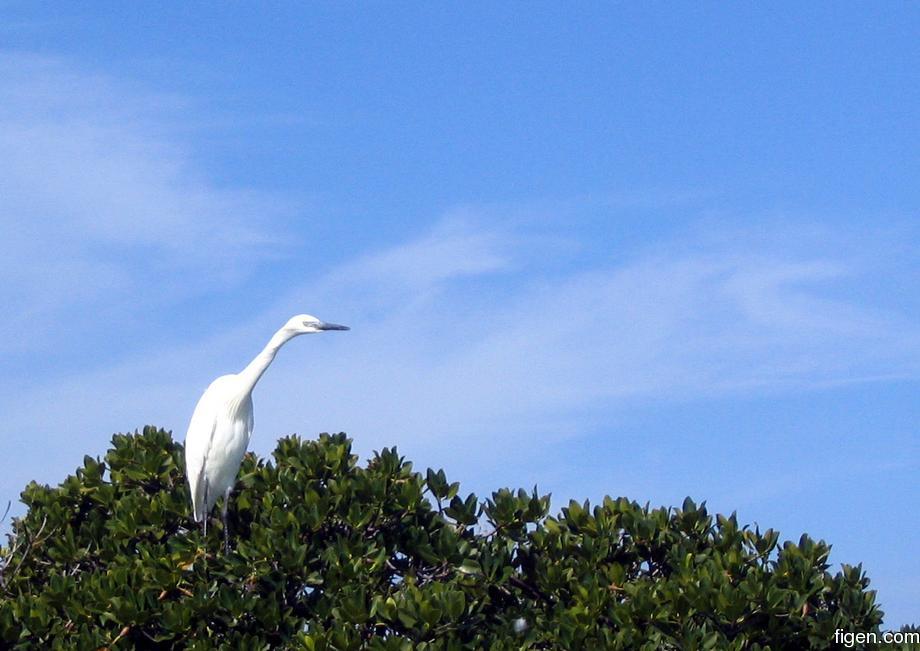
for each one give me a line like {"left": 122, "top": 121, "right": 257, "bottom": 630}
{"left": 184, "top": 314, "right": 348, "bottom": 542}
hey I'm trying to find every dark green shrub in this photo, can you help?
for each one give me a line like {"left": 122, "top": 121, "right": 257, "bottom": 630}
{"left": 0, "top": 427, "right": 884, "bottom": 649}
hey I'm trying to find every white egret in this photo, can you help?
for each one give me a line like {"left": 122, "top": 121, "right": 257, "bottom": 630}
{"left": 184, "top": 314, "right": 349, "bottom": 549}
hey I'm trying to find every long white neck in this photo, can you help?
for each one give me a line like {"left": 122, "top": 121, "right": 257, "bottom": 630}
{"left": 237, "top": 327, "right": 299, "bottom": 397}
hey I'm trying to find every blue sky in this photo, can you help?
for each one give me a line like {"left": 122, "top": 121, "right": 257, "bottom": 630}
{"left": 1, "top": 3, "right": 918, "bottom": 626}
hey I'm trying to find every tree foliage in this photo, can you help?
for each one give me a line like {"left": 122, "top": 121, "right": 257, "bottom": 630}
{"left": 0, "top": 427, "right": 885, "bottom": 649}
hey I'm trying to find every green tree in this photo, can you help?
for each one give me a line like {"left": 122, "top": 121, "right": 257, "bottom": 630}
{"left": 0, "top": 427, "right": 885, "bottom": 649}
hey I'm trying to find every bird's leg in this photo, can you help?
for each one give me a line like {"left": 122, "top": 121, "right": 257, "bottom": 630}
{"left": 202, "top": 479, "right": 210, "bottom": 538}
{"left": 222, "top": 488, "right": 232, "bottom": 555}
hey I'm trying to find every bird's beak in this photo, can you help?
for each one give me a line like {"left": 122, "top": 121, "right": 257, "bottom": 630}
{"left": 317, "top": 322, "right": 350, "bottom": 331}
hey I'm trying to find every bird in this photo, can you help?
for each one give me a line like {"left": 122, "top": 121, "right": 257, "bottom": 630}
{"left": 184, "top": 314, "right": 349, "bottom": 550}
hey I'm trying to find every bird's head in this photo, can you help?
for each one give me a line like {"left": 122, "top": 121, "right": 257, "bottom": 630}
{"left": 284, "top": 314, "right": 350, "bottom": 335}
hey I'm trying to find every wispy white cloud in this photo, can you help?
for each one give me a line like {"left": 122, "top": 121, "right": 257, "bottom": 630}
{"left": 0, "top": 53, "right": 294, "bottom": 356}
{"left": 9, "top": 54, "right": 910, "bottom": 438}
{"left": 5, "top": 215, "right": 916, "bottom": 465}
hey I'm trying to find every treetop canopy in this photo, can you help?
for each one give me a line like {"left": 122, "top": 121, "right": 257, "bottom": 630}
{"left": 0, "top": 427, "right": 884, "bottom": 649}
